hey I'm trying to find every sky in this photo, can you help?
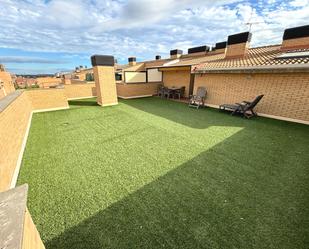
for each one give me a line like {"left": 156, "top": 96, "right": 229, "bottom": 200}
{"left": 0, "top": 0, "right": 308, "bottom": 74}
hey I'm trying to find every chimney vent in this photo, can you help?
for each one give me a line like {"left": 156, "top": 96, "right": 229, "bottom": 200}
{"left": 128, "top": 57, "right": 136, "bottom": 66}
{"left": 281, "top": 25, "right": 309, "bottom": 51}
{"left": 170, "top": 49, "right": 183, "bottom": 59}
{"left": 213, "top": 41, "right": 227, "bottom": 54}
{"left": 155, "top": 55, "right": 161, "bottom": 60}
{"left": 225, "top": 32, "right": 251, "bottom": 58}
{"left": 215, "top": 41, "right": 227, "bottom": 49}
{"left": 188, "top": 45, "right": 209, "bottom": 54}
{"left": 91, "top": 55, "right": 115, "bottom": 67}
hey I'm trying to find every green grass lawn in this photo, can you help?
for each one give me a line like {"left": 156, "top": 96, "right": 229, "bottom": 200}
{"left": 18, "top": 97, "right": 309, "bottom": 249}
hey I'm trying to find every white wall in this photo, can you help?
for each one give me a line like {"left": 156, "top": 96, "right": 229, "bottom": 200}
{"left": 125, "top": 72, "right": 146, "bottom": 83}
{"left": 147, "top": 68, "right": 162, "bottom": 82}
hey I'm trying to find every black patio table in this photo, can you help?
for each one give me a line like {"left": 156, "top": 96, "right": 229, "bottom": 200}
{"left": 165, "top": 86, "right": 183, "bottom": 99}
{"left": 167, "top": 86, "right": 182, "bottom": 91}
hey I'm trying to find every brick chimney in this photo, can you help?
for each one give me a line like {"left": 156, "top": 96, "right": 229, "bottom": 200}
{"left": 281, "top": 25, "right": 309, "bottom": 51}
{"left": 170, "top": 49, "right": 183, "bottom": 59}
{"left": 128, "top": 57, "right": 136, "bottom": 66}
{"left": 215, "top": 41, "right": 227, "bottom": 54}
{"left": 225, "top": 32, "right": 252, "bottom": 59}
{"left": 187, "top": 45, "right": 209, "bottom": 56}
{"left": 91, "top": 55, "right": 118, "bottom": 107}
{"left": 0, "top": 64, "right": 5, "bottom": 72}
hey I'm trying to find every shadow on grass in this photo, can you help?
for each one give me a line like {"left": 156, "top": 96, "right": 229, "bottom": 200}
{"left": 69, "top": 99, "right": 98, "bottom": 107}
{"left": 121, "top": 97, "right": 262, "bottom": 129}
{"left": 45, "top": 127, "right": 308, "bottom": 249}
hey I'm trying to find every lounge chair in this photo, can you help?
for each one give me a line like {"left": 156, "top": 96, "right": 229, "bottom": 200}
{"left": 189, "top": 87, "right": 207, "bottom": 109}
{"left": 219, "top": 94, "right": 264, "bottom": 118}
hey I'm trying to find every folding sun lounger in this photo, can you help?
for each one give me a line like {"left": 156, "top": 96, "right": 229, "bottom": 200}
{"left": 219, "top": 95, "right": 264, "bottom": 118}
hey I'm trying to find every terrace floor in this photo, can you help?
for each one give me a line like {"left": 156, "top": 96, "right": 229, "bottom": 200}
{"left": 18, "top": 97, "right": 309, "bottom": 249}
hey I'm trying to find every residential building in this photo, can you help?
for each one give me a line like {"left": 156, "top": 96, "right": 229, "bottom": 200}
{"left": 0, "top": 64, "right": 15, "bottom": 99}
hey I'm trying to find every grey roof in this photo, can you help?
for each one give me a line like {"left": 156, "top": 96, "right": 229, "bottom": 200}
{"left": 0, "top": 90, "right": 23, "bottom": 113}
{"left": 0, "top": 184, "right": 28, "bottom": 249}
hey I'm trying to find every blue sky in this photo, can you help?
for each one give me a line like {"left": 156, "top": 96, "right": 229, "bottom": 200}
{"left": 0, "top": 0, "right": 308, "bottom": 74}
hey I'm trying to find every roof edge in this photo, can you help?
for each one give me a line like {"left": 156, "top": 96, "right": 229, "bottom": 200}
{"left": 193, "top": 64, "right": 309, "bottom": 74}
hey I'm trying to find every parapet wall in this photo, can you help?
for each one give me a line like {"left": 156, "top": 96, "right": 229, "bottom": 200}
{"left": 0, "top": 71, "right": 15, "bottom": 98}
{"left": 194, "top": 73, "right": 309, "bottom": 123}
{"left": 36, "top": 77, "right": 62, "bottom": 88}
{"left": 27, "top": 89, "right": 69, "bottom": 111}
{"left": 0, "top": 92, "right": 32, "bottom": 191}
{"left": 117, "top": 82, "right": 161, "bottom": 99}
{"left": 0, "top": 89, "right": 69, "bottom": 192}
{"left": 64, "top": 83, "right": 96, "bottom": 99}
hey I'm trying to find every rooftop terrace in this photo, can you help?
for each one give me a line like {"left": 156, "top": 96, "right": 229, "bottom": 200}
{"left": 17, "top": 97, "right": 309, "bottom": 249}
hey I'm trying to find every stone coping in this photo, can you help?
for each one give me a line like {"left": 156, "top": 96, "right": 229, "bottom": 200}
{"left": 0, "top": 184, "right": 28, "bottom": 249}
{"left": 117, "top": 81, "right": 162, "bottom": 85}
{"left": 0, "top": 90, "right": 23, "bottom": 113}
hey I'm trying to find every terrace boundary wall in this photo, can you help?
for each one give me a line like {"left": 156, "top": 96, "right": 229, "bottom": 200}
{"left": 163, "top": 70, "right": 191, "bottom": 97}
{"left": 117, "top": 82, "right": 161, "bottom": 99}
{"left": 0, "top": 89, "right": 69, "bottom": 192}
{"left": 0, "top": 84, "right": 100, "bottom": 249}
{"left": 64, "top": 83, "right": 96, "bottom": 100}
{"left": 194, "top": 73, "right": 309, "bottom": 124}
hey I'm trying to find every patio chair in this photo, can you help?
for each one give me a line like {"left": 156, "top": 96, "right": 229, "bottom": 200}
{"left": 188, "top": 87, "right": 207, "bottom": 109}
{"left": 174, "top": 87, "right": 185, "bottom": 100}
{"left": 157, "top": 85, "right": 164, "bottom": 98}
{"left": 164, "top": 88, "right": 174, "bottom": 99}
{"left": 219, "top": 94, "right": 264, "bottom": 118}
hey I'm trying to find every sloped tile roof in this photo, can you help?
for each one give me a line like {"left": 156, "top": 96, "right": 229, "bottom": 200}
{"left": 194, "top": 45, "right": 309, "bottom": 72}
{"left": 170, "top": 53, "right": 225, "bottom": 67}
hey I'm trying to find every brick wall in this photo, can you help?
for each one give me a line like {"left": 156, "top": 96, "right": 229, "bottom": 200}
{"left": 225, "top": 42, "right": 249, "bottom": 58}
{"left": 0, "top": 93, "right": 32, "bottom": 191}
{"left": 117, "top": 82, "right": 161, "bottom": 98}
{"left": 26, "top": 89, "right": 69, "bottom": 111}
{"left": 163, "top": 70, "right": 191, "bottom": 97}
{"left": 0, "top": 89, "right": 69, "bottom": 191}
{"left": 281, "top": 37, "right": 309, "bottom": 50}
{"left": 194, "top": 73, "right": 309, "bottom": 122}
{"left": 64, "top": 83, "right": 96, "bottom": 99}
{"left": 0, "top": 89, "right": 5, "bottom": 99}
{"left": 36, "top": 77, "right": 62, "bottom": 88}
{"left": 23, "top": 208, "right": 45, "bottom": 249}
{"left": 0, "top": 71, "right": 15, "bottom": 98}
{"left": 93, "top": 66, "right": 118, "bottom": 106}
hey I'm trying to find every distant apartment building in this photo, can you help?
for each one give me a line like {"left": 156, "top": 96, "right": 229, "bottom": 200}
{"left": 0, "top": 64, "right": 15, "bottom": 99}
{"left": 15, "top": 76, "right": 38, "bottom": 88}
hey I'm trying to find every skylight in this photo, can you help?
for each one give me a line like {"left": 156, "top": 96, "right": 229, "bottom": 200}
{"left": 276, "top": 51, "right": 309, "bottom": 59}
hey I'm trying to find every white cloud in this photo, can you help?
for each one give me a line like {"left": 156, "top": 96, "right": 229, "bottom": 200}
{"left": 0, "top": 56, "right": 67, "bottom": 64}
{"left": 0, "top": 0, "right": 309, "bottom": 65}
{"left": 290, "top": 0, "right": 309, "bottom": 7}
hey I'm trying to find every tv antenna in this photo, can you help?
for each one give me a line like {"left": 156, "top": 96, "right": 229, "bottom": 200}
{"left": 244, "top": 9, "right": 263, "bottom": 32}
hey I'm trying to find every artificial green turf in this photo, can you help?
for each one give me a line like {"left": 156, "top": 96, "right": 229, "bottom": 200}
{"left": 17, "top": 97, "right": 309, "bottom": 249}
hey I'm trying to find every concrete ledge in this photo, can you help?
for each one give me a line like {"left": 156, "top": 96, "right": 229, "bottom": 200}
{"left": 195, "top": 64, "right": 309, "bottom": 74}
{"left": 10, "top": 111, "right": 33, "bottom": 189}
{"left": 205, "top": 103, "right": 309, "bottom": 125}
{"left": 67, "top": 96, "right": 95, "bottom": 100}
{"left": 0, "top": 90, "right": 23, "bottom": 113}
{"left": 99, "top": 102, "right": 118, "bottom": 107}
{"left": 10, "top": 106, "right": 69, "bottom": 189}
{"left": 258, "top": 113, "right": 309, "bottom": 125}
{"left": 118, "top": 94, "right": 153, "bottom": 99}
{"left": 116, "top": 81, "right": 162, "bottom": 85}
{"left": 0, "top": 184, "right": 28, "bottom": 249}
{"left": 32, "top": 106, "right": 69, "bottom": 113}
